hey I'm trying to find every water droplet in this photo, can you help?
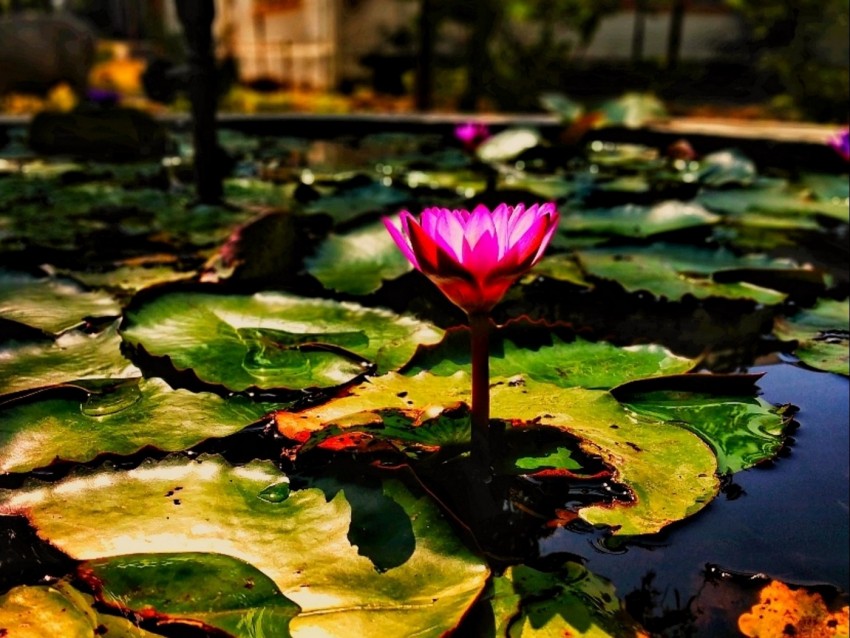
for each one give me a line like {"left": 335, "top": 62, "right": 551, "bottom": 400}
{"left": 81, "top": 384, "right": 142, "bottom": 417}
{"left": 258, "top": 480, "right": 291, "bottom": 503}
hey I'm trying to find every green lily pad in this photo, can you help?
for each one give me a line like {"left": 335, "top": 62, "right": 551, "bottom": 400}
{"left": 403, "top": 168, "right": 488, "bottom": 196}
{"left": 801, "top": 172, "right": 850, "bottom": 203}
{"left": 82, "top": 553, "right": 301, "bottom": 637}
{"left": 539, "top": 92, "right": 585, "bottom": 122}
{"left": 56, "top": 262, "right": 197, "bottom": 294}
{"left": 224, "top": 178, "right": 299, "bottom": 208}
{"left": 407, "top": 334, "right": 697, "bottom": 390}
{"left": 0, "top": 271, "right": 120, "bottom": 334}
{"left": 527, "top": 253, "right": 594, "bottom": 287}
{"left": 597, "top": 92, "right": 667, "bottom": 129}
{"left": 0, "top": 454, "right": 489, "bottom": 637}
{"left": 0, "top": 323, "right": 140, "bottom": 397}
{"left": 559, "top": 201, "right": 720, "bottom": 238}
{"left": 625, "top": 392, "right": 789, "bottom": 473}
{"left": 0, "top": 377, "right": 278, "bottom": 474}
{"left": 774, "top": 298, "right": 850, "bottom": 375}
{"left": 304, "top": 181, "right": 410, "bottom": 225}
{"left": 489, "top": 562, "right": 646, "bottom": 637}
{"left": 0, "top": 580, "right": 160, "bottom": 638}
{"left": 477, "top": 128, "right": 542, "bottom": 163}
{"left": 576, "top": 244, "right": 791, "bottom": 303}
{"left": 305, "top": 219, "right": 413, "bottom": 295}
{"left": 500, "top": 172, "right": 576, "bottom": 201}
{"left": 698, "top": 184, "right": 849, "bottom": 224}
{"left": 274, "top": 372, "right": 720, "bottom": 536}
{"left": 696, "top": 149, "right": 757, "bottom": 186}
{"left": 121, "top": 291, "right": 443, "bottom": 391}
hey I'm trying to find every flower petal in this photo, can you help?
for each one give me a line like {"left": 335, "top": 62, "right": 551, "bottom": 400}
{"left": 383, "top": 213, "right": 419, "bottom": 269}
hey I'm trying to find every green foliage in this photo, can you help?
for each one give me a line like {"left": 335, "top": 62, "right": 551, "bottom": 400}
{"left": 724, "top": 0, "right": 850, "bottom": 121}
{"left": 0, "top": 455, "right": 489, "bottom": 637}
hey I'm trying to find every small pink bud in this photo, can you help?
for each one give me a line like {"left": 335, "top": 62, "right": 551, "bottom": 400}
{"left": 828, "top": 128, "right": 850, "bottom": 162}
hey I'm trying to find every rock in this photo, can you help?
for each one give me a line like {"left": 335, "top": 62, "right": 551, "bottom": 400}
{"left": 0, "top": 12, "right": 96, "bottom": 96}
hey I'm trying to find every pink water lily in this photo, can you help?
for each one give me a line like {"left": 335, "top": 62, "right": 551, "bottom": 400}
{"left": 384, "top": 203, "right": 559, "bottom": 314}
{"left": 384, "top": 202, "right": 559, "bottom": 459}
{"left": 454, "top": 122, "right": 491, "bottom": 150}
{"left": 828, "top": 128, "right": 849, "bottom": 162}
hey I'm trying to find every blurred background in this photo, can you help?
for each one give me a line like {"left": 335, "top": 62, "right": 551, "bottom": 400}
{"left": 0, "top": 0, "right": 848, "bottom": 122}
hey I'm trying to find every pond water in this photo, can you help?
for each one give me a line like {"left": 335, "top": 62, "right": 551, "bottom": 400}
{"left": 539, "top": 360, "right": 849, "bottom": 635}
{"left": 0, "top": 120, "right": 848, "bottom": 637}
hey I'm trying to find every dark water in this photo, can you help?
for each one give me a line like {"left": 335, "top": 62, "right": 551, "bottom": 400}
{"left": 539, "top": 360, "right": 849, "bottom": 632}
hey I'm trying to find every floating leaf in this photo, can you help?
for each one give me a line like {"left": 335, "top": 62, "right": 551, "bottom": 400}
{"left": 0, "top": 323, "right": 140, "bottom": 397}
{"left": 576, "top": 244, "right": 791, "bottom": 303}
{"left": 274, "top": 372, "right": 720, "bottom": 536}
{"left": 774, "top": 299, "right": 850, "bottom": 375}
{"left": 305, "top": 219, "right": 413, "bottom": 295}
{"left": 0, "top": 455, "right": 489, "bottom": 637}
{"left": 697, "top": 149, "right": 757, "bottom": 186}
{"left": 56, "top": 260, "right": 197, "bottom": 293}
{"left": 0, "top": 271, "right": 120, "bottom": 333}
{"left": 477, "top": 128, "right": 541, "bottom": 163}
{"left": 539, "top": 92, "right": 585, "bottom": 122}
{"left": 0, "top": 378, "right": 277, "bottom": 474}
{"left": 121, "top": 291, "right": 443, "bottom": 391}
{"left": 304, "top": 181, "right": 410, "bottom": 225}
{"left": 738, "top": 580, "right": 849, "bottom": 638}
{"left": 0, "top": 580, "right": 159, "bottom": 638}
{"left": 527, "top": 253, "right": 593, "bottom": 287}
{"left": 489, "top": 562, "right": 648, "bottom": 637}
{"left": 82, "top": 553, "right": 301, "bottom": 637}
{"left": 699, "top": 184, "right": 849, "bottom": 224}
{"left": 625, "top": 392, "right": 788, "bottom": 473}
{"left": 597, "top": 93, "right": 667, "bottom": 129}
{"left": 407, "top": 334, "right": 697, "bottom": 390}
{"left": 559, "top": 201, "right": 720, "bottom": 238}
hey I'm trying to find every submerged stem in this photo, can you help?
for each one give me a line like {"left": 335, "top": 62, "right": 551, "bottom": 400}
{"left": 469, "top": 312, "right": 491, "bottom": 459}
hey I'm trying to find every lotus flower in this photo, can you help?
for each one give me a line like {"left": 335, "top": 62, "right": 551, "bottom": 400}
{"left": 384, "top": 203, "right": 559, "bottom": 315}
{"left": 454, "top": 122, "right": 491, "bottom": 150}
{"left": 828, "top": 128, "right": 849, "bottom": 162}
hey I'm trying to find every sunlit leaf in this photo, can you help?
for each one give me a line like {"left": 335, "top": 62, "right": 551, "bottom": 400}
{"left": 0, "top": 455, "right": 489, "bottom": 637}
{"left": 539, "top": 93, "right": 585, "bottom": 122}
{"left": 699, "top": 184, "right": 849, "bottom": 224}
{"left": 0, "top": 271, "right": 120, "bottom": 333}
{"left": 274, "top": 372, "right": 720, "bottom": 536}
{"left": 527, "top": 253, "right": 593, "bottom": 287}
{"left": 477, "top": 128, "right": 541, "bottom": 163}
{"left": 0, "top": 580, "right": 159, "bottom": 638}
{"left": 624, "top": 392, "right": 789, "bottom": 473}
{"left": 407, "top": 334, "right": 697, "bottom": 390}
{"left": 82, "top": 553, "right": 301, "bottom": 637}
{"left": 576, "top": 244, "right": 791, "bottom": 303}
{"left": 0, "top": 323, "right": 140, "bottom": 397}
{"left": 489, "top": 562, "right": 649, "bottom": 637}
{"left": 774, "top": 298, "right": 850, "bottom": 375}
{"left": 697, "top": 149, "right": 757, "bottom": 186}
{"left": 305, "top": 219, "right": 413, "bottom": 295}
{"left": 0, "top": 378, "right": 277, "bottom": 474}
{"left": 597, "top": 93, "right": 667, "bottom": 129}
{"left": 121, "top": 291, "right": 443, "bottom": 391}
{"left": 559, "top": 201, "right": 720, "bottom": 238}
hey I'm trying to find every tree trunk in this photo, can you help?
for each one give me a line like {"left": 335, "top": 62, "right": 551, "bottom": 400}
{"left": 414, "top": 0, "right": 434, "bottom": 111}
{"left": 175, "top": 0, "right": 222, "bottom": 205}
{"left": 667, "top": 0, "right": 686, "bottom": 70}
{"left": 631, "top": 0, "right": 647, "bottom": 66}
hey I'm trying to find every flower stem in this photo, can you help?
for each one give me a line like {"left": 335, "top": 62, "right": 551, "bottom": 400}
{"left": 469, "top": 312, "right": 491, "bottom": 460}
